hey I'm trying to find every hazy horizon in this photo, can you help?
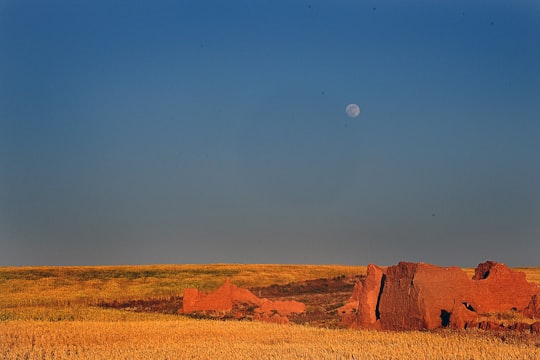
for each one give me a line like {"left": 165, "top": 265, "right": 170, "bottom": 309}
{"left": 1, "top": 1, "right": 539, "bottom": 267}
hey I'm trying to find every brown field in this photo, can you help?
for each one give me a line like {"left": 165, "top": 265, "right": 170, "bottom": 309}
{"left": 1, "top": 264, "right": 539, "bottom": 359}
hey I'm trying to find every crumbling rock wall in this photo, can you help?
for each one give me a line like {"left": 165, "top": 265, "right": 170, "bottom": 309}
{"left": 341, "top": 261, "right": 540, "bottom": 331}
{"left": 181, "top": 278, "right": 306, "bottom": 324}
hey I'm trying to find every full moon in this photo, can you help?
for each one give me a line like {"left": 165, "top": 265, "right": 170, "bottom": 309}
{"left": 345, "top": 103, "right": 360, "bottom": 118}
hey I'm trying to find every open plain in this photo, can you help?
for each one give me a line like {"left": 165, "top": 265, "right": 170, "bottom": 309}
{"left": 1, "top": 264, "right": 539, "bottom": 359}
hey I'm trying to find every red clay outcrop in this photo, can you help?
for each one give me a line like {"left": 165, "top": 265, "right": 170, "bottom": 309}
{"left": 469, "top": 261, "right": 538, "bottom": 314}
{"left": 182, "top": 278, "right": 260, "bottom": 313}
{"left": 341, "top": 261, "right": 540, "bottom": 331}
{"left": 181, "top": 278, "right": 306, "bottom": 323}
{"left": 523, "top": 294, "right": 540, "bottom": 318}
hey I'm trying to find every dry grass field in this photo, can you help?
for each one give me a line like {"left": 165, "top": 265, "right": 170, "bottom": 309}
{"left": 3, "top": 318, "right": 540, "bottom": 360}
{"left": 1, "top": 264, "right": 539, "bottom": 359}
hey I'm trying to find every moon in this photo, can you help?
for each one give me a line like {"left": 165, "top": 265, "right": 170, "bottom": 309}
{"left": 345, "top": 103, "right": 360, "bottom": 118}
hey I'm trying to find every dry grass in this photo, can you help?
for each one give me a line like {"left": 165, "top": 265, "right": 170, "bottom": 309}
{"left": 1, "top": 264, "right": 539, "bottom": 359}
{"left": 1, "top": 318, "right": 539, "bottom": 360}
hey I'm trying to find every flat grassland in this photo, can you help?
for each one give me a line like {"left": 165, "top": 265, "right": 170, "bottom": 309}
{"left": 1, "top": 264, "right": 539, "bottom": 359}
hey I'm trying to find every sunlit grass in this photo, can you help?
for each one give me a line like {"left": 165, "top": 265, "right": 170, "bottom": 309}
{"left": 1, "top": 264, "right": 538, "bottom": 359}
{"left": 1, "top": 319, "right": 538, "bottom": 359}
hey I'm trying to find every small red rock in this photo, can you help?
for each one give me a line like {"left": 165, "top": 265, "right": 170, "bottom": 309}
{"left": 181, "top": 278, "right": 305, "bottom": 324}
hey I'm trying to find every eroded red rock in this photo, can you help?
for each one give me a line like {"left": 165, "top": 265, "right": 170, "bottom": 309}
{"left": 181, "top": 278, "right": 306, "bottom": 323}
{"left": 523, "top": 294, "right": 540, "bottom": 319}
{"left": 378, "top": 262, "right": 474, "bottom": 330}
{"left": 344, "top": 261, "right": 540, "bottom": 331}
{"left": 182, "top": 279, "right": 260, "bottom": 313}
{"left": 338, "top": 281, "right": 363, "bottom": 327}
{"left": 449, "top": 302, "right": 477, "bottom": 330}
{"left": 469, "top": 261, "right": 539, "bottom": 314}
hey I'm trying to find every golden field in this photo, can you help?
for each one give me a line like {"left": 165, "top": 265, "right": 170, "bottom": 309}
{"left": 1, "top": 264, "right": 539, "bottom": 359}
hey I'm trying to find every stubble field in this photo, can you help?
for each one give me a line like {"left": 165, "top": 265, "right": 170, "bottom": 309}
{"left": 1, "top": 264, "right": 539, "bottom": 359}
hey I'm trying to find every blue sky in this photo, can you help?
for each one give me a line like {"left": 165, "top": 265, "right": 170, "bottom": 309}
{"left": 1, "top": 0, "right": 539, "bottom": 266}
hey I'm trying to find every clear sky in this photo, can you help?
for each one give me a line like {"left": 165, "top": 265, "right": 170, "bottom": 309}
{"left": 1, "top": 0, "right": 539, "bottom": 267}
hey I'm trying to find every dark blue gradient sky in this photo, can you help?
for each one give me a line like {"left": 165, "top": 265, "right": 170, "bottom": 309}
{"left": 1, "top": 0, "right": 539, "bottom": 266}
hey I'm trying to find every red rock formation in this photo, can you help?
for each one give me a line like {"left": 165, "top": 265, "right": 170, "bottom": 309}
{"left": 449, "top": 302, "right": 477, "bottom": 330}
{"left": 182, "top": 278, "right": 260, "bottom": 313}
{"left": 523, "top": 294, "right": 540, "bottom": 319}
{"left": 182, "top": 288, "right": 202, "bottom": 314}
{"left": 344, "top": 261, "right": 540, "bottom": 331}
{"left": 357, "top": 264, "right": 385, "bottom": 329}
{"left": 338, "top": 281, "right": 363, "bottom": 327}
{"left": 378, "top": 262, "right": 473, "bottom": 330}
{"left": 339, "top": 264, "right": 388, "bottom": 329}
{"left": 469, "top": 261, "right": 539, "bottom": 314}
{"left": 181, "top": 278, "right": 306, "bottom": 323}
